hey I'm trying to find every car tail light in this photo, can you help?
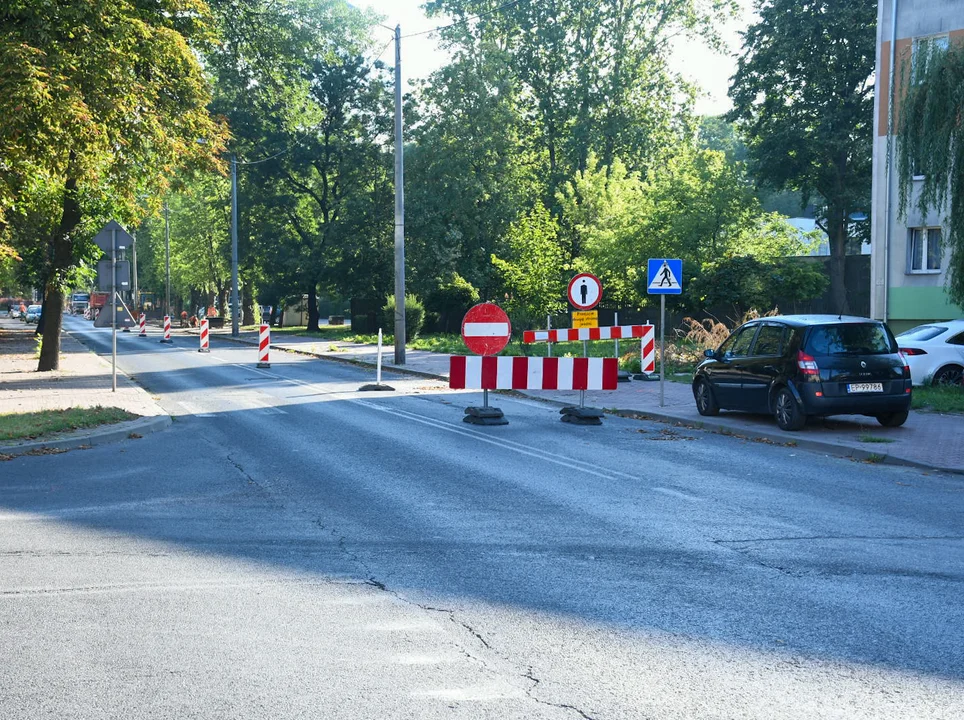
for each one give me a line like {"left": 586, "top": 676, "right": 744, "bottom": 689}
{"left": 899, "top": 352, "right": 911, "bottom": 380}
{"left": 899, "top": 347, "right": 927, "bottom": 356}
{"left": 797, "top": 350, "right": 820, "bottom": 377}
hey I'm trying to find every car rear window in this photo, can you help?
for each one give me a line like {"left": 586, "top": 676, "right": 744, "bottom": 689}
{"left": 805, "top": 323, "right": 896, "bottom": 356}
{"left": 897, "top": 325, "right": 947, "bottom": 342}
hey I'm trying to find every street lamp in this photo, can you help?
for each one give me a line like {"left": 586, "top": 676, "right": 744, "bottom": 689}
{"left": 164, "top": 201, "right": 171, "bottom": 318}
{"left": 345, "top": 3, "right": 406, "bottom": 363}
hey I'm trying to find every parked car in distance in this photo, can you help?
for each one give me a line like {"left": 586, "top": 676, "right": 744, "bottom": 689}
{"left": 24, "top": 304, "right": 42, "bottom": 324}
{"left": 693, "top": 315, "right": 912, "bottom": 431}
{"left": 8, "top": 305, "right": 21, "bottom": 319}
{"left": 895, "top": 319, "right": 964, "bottom": 386}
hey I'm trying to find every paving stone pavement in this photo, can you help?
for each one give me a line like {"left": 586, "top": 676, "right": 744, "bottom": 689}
{"left": 0, "top": 316, "right": 167, "bottom": 452}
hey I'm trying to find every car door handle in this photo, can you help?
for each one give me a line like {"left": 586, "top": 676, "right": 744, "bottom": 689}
{"left": 764, "top": 365, "right": 778, "bottom": 373}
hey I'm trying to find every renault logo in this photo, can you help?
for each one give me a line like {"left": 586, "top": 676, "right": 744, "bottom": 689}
{"left": 860, "top": 361, "right": 867, "bottom": 368}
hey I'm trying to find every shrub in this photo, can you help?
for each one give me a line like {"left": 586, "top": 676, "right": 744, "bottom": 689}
{"left": 424, "top": 274, "right": 480, "bottom": 333}
{"left": 383, "top": 293, "right": 425, "bottom": 341}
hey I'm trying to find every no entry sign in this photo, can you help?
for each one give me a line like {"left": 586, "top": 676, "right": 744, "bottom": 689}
{"left": 461, "top": 303, "right": 512, "bottom": 356}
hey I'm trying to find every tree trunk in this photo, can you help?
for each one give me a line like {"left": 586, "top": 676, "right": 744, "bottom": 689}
{"left": 827, "top": 204, "right": 849, "bottom": 316}
{"left": 36, "top": 293, "right": 47, "bottom": 336}
{"left": 242, "top": 271, "right": 256, "bottom": 327}
{"left": 37, "top": 177, "right": 81, "bottom": 371}
{"left": 306, "top": 284, "right": 319, "bottom": 332}
{"left": 216, "top": 287, "right": 227, "bottom": 322}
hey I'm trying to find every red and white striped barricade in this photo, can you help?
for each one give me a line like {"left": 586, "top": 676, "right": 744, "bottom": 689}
{"left": 198, "top": 318, "right": 210, "bottom": 353}
{"left": 257, "top": 324, "right": 271, "bottom": 368}
{"left": 160, "top": 315, "right": 173, "bottom": 344}
{"left": 523, "top": 324, "right": 656, "bottom": 375}
{"left": 450, "top": 356, "right": 619, "bottom": 391}
{"left": 138, "top": 313, "right": 147, "bottom": 337}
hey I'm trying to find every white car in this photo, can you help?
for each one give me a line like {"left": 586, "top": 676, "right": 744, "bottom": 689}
{"left": 896, "top": 320, "right": 964, "bottom": 386}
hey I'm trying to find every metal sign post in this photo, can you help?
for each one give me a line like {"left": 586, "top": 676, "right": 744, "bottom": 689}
{"left": 660, "top": 296, "right": 665, "bottom": 407}
{"left": 646, "top": 259, "right": 683, "bottom": 408}
{"left": 111, "top": 227, "right": 117, "bottom": 392}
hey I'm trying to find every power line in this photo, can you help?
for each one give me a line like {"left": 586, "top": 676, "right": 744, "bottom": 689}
{"left": 401, "top": 0, "right": 525, "bottom": 39}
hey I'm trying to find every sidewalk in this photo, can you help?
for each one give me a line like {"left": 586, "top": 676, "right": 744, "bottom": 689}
{"left": 0, "top": 317, "right": 170, "bottom": 455}
{"left": 206, "top": 326, "right": 963, "bottom": 474}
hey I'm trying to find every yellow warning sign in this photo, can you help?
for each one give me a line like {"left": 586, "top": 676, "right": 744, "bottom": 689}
{"left": 571, "top": 311, "right": 598, "bottom": 329}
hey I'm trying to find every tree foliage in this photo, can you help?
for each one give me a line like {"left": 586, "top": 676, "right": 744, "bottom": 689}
{"left": 897, "top": 43, "right": 964, "bottom": 306}
{"left": 1, "top": 0, "right": 225, "bottom": 369}
{"left": 491, "top": 201, "right": 569, "bottom": 328}
{"left": 727, "top": 0, "right": 875, "bottom": 313}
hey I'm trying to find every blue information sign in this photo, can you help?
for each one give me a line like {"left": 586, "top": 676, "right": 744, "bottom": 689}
{"left": 647, "top": 259, "right": 683, "bottom": 295}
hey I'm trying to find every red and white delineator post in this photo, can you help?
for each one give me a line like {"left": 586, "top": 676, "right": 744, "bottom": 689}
{"left": 198, "top": 318, "right": 210, "bottom": 353}
{"left": 160, "top": 315, "right": 173, "bottom": 344}
{"left": 257, "top": 324, "right": 270, "bottom": 368}
{"left": 138, "top": 313, "right": 147, "bottom": 337}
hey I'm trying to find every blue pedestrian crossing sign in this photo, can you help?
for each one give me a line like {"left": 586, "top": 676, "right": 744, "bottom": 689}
{"left": 647, "top": 259, "right": 683, "bottom": 295}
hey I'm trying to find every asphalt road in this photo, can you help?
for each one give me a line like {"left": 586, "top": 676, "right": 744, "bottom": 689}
{"left": 1, "top": 316, "right": 962, "bottom": 719}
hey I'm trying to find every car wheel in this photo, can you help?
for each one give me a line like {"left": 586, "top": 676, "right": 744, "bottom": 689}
{"left": 876, "top": 411, "right": 909, "bottom": 428}
{"left": 933, "top": 365, "right": 964, "bottom": 386}
{"left": 694, "top": 379, "right": 719, "bottom": 416}
{"left": 774, "top": 387, "right": 806, "bottom": 431}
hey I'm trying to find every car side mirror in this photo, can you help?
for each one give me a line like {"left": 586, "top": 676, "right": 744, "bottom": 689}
{"left": 704, "top": 348, "right": 716, "bottom": 359}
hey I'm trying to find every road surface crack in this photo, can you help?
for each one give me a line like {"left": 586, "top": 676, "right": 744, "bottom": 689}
{"left": 524, "top": 667, "right": 597, "bottom": 720}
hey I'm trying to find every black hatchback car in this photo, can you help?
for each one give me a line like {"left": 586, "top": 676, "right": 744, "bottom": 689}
{"left": 692, "top": 315, "right": 912, "bottom": 431}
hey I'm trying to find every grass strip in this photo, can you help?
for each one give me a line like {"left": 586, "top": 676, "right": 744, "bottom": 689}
{"left": 912, "top": 385, "right": 964, "bottom": 414}
{"left": 0, "top": 406, "right": 140, "bottom": 442}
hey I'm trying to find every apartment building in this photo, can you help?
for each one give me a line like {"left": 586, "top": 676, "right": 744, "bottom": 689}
{"left": 871, "top": 0, "right": 964, "bottom": 332}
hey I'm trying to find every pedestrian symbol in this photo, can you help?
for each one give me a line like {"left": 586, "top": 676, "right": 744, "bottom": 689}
{"left": 567, "top": 273, "right": 602, "bottom": 310}
{"left": 646, "top": 259, "right": 683, "bottom": 295}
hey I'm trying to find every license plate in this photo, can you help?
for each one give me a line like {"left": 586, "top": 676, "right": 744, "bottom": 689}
{"left": 847, "top": 383, "right": 883, "bottom": 393}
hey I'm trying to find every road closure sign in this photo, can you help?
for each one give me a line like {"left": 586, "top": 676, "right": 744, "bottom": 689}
{"left": 461, "top": 303, "right": 512, "bottom": 356}
{"left": 567, "top": 273, "right": 602, "bottom": 310}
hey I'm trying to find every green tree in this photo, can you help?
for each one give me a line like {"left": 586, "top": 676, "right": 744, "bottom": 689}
{"left": 491, "top": 201, "right": 569, "bottom": 329}
{"left": 1, "top": 0, "right": 225, "bottom": 370}
{"left": 426, "top": 0, "right": 737, "bottom": 194}
{"left": 727, "top": 0, "right": 875, "bottom": 314}
{"left": 897, "top": 43, "right": 964, "bottom": 306}
{"left": 560, "top": 147, "right": 767, "bottom": 307}
{"left": 206, "top": 0, "right": 391, "bottom": 330}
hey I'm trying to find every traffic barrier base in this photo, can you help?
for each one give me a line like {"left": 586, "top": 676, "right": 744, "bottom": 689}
{"left": 560, "top": 406, "right": 604, "bottom": 426}
{"left": 463, "top": 404, "right": 508, "bottom": 426}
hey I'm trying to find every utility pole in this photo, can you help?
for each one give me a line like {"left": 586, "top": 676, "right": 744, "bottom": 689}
{"left": 164, "top": 202, "right": 171, "bottom": 318}
{"left": 393, "top": 24, "right": 407, "bottom": 364}
{"left": 131, "top": 231, "right": 138, "bottom": 315}
{"left": 231, "top": 153, "right": 240, "bottom": 337}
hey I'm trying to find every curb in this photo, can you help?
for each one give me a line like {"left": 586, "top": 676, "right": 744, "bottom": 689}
{"left": 0, "top": 414, "right": 172, "bottom": 459}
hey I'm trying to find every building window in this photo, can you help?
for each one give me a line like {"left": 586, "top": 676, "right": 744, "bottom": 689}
{"left": 908, "top": 227, "right": 942, "bottom": 273}
{"left": 912, "top": 34, "right": 949, "bottom": 83}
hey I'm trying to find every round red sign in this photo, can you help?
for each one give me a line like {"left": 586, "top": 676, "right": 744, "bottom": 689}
{"left": 461, "top": 303, "right": 512, "bottom": 356}
{"left": 567, "top": 273, "right": 603, "bottom": 310}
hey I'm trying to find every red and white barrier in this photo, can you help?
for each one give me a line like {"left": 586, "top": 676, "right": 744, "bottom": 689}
{"left": 257, "top": 324, "right": 270, "bottom": 368}
{"left": 160, "top": 315, "right": 173, "bottom": 344}
{"left": 450, "top": 356, "right": 618, "bottom": 391}
{"left": 198, "top": 318, "right": 210, "bottom": 353}
{"left": 138, "top": 313, "right": 147, "bottom": 337}
{"left": 523, "top": 324, "right": 654, "bottom": 344}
